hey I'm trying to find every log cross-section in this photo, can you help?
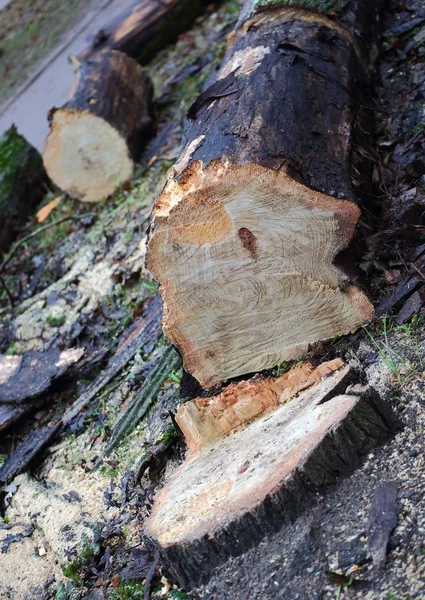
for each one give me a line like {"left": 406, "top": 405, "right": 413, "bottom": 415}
{"left": 144, "top": 370, "right": 399, "bottom": 588}
{"left": 43, "top": 50, "right": 154, "bottom": 203}
{"left": 146, "top": 0, "right": 381, "bottom": 388}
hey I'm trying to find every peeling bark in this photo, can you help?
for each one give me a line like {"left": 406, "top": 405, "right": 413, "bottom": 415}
{"left": 176, "top": 358, "right": 347, "bottom": 453}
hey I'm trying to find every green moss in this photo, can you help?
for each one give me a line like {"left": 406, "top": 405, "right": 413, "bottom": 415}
{"left": 141, "top": 280, "right": 159, "bottom": 293}
{"left": 110, "top": 581, "right": 145, "bottom": 600}
{"left": 61, "top": 560, "right": 83, "bottom": 583}
{"left": 0, "top": 125, "right": 39, "bottom": 205}
{"left": 169, "top": 591, "right": 192, "bottom": 600}
{"left": 56, "top": 581, "right": 82, "bottom": 600}
{"left": 154, "top": 426, "right": 177, "bottom": 446}
{"left": 5, "top": 342, "right": 17, "bottom": 356}
{"left": 80, "top": 545, "right": 96, "bottom": 559}
{"left": 253, "top": 0, "right": 347, "bottom": 13}
{"left": 46, "top": 314, "right": 66, "bottom": 327}
{"left": 0, "top": 453, "right": 7, "bottom": 467}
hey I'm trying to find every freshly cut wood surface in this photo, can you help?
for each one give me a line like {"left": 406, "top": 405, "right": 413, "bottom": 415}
{"left": 0, "top": 125, "right": 49, "bottom": 251}
{"left": 145, "top": 373, "right": 398, "bottom": 588}
{"left": 43, "top": 50, "right": 154, "bottom": 203}
{"left": 76, "top": 0, "right": 207, "bottom": 65}
{"left": 146, "top": 0, "right": 381, "bottom": 388}
{"left": 176, "top": 358, "right": 346, "bottom": 453}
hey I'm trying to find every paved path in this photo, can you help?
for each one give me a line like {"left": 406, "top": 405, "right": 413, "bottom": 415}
{"left": 0, "top": 0, "right": 127, "bottom": 151}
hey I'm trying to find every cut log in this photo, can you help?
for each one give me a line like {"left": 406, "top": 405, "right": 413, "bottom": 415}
{"left": 76, "top": 0, "right": 210, "bottom": 66}
{"left": 0, "top": 125, "right": 49, "bottom": 252}
{"left": 43, "top": 50, "right": 154, "bottom": 203}
{"left": 144, "top": 371, "right": 400, "bottom": 588}
{"left": 146, "top": 0, "right": 382, "bottom": 388}
{"left": 176, "top": 358, "right": 346, "bottom": 453}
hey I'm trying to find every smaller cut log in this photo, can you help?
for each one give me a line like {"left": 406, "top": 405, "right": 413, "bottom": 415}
{"left": 176, "top": 358, "right": 346, "bottom": 453}
{"left": 144, "top": 370, "right": 400, "bottom": 588}
{"left": 43, "top": 50, "right": 154, "bottom": 203}
{"left": 76, "top": 0, "right": 208, "bottom": 65}
{"left": 0, "top": 125, "right": 49, "bottom": 252}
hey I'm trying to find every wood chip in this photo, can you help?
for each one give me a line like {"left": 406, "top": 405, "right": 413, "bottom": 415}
{"left": 368, "top": 482, "right": 398, "bottom": 568}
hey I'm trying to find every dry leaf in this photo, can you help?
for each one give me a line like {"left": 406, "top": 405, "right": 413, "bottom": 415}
{"left": 36, "top": 196, "right": 63, "bottom": 223}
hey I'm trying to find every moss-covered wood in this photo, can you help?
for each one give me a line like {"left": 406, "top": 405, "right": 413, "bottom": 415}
{"left": 104, "top": 344, "right": 181, "bottom": 454}
{"left": 0, "top": 125, "right": 49, "bottom": 252}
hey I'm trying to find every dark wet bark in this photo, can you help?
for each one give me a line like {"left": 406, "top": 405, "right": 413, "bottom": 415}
{"left": 61, "top": 50, "right": 154, "bottom": 162}
{"left": 182, "top": 0, "right": 383, "bottom": 202}
{"left": 0, "top": 425, "right": 60, "bottom": 486}
{"left": 76, "top": 0, "right": 210, "bottom": 65}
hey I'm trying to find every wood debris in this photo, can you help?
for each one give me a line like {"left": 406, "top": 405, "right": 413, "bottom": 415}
{"left": 176, "top": 358, "right": 347, "bottom": 453}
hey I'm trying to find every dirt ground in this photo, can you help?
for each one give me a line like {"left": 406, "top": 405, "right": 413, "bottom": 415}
{"left": 0, "top": 0, "right": 424, "bottom": 599}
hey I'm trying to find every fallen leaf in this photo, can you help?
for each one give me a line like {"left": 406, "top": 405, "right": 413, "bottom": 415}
{"left": 36, "top": 196, "right": 63, "bottom": 223}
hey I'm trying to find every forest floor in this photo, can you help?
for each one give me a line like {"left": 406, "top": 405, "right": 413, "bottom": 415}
{"left": 0, "top": 0, "right": 425, "bottom": 599}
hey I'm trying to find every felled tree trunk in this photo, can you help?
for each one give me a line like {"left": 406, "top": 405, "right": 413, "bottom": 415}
{"left": 76, "top": 0, "right": 208, "bottom": 65}
{"left": 0, "top": 126, "right": 49, "bottom": 252}
{"left": 145, "top": 367, "right": 400, "bottom": 588}
{"left": 146, "top": 0, "right": 382, "bottom": 388}
{"left": 43, "top": 50, "right": 154, "bottom": 203}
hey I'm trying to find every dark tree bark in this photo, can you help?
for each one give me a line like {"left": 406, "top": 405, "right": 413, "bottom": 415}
{"left": 146, "top": 0, "right": 383, "bottom": 388}
{"left": 144, "top": 373, "right": 400, "bottom": 589}
{"left": 76, "top": 0, "right": 210, "bottom": 65}
{"left": 43, "top": 50, "right": 154, "bottom": 203}
{"left": 0, "top": 126, "right": 49, "bottom": 252}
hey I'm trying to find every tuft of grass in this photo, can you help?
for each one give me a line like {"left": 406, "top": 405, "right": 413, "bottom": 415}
{"left": 364, "top": 314, "right": 424, "bottom": 385}
{"left": 272, "top": 360, "right": 293, "bottom": 377}
{"left": 364, "top": 315, "right": 404, "bottom": 384}
{"left": 110, "top": 581, "right": 145, "bottom": 600}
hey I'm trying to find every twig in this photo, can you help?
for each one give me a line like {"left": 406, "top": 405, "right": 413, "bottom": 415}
{"left": 144, "top": 548, "right": 160, "bottom": 600}
{"left": 0, "top": 274, "right": 15, "bottom": 306}
{"left": 410, "top": 261, "right": 425, "bottom": 281}
{"left": 0, "top": 213, "right": 96, "bottom": 277}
